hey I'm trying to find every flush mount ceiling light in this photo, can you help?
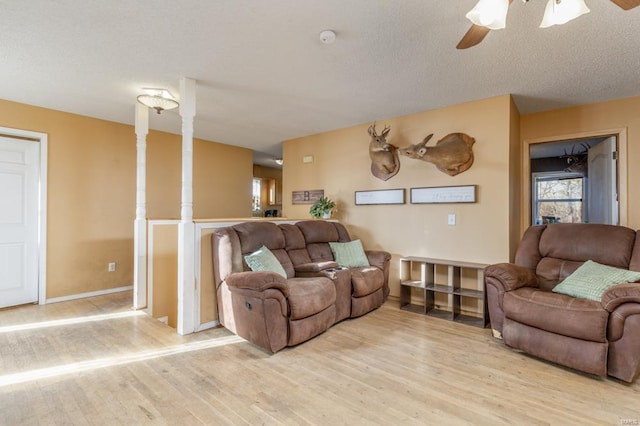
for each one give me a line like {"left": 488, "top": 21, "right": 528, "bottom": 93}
{"left": 137, "top": 88, "right": 179, "bottom": 114}
{"left": 457, "top": 0, "right": 639, "bottom": 49}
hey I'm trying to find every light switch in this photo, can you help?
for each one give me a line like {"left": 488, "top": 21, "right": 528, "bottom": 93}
{"left": 448, "top": 213, "right": 456, "bottom": 226}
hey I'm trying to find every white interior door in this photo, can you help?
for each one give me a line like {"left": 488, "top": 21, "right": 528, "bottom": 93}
{"left": 0, "top": 136, "right": 40, "bottom": 308}
{"left": 587, "top": 136, "right": 618, "bottom": 225}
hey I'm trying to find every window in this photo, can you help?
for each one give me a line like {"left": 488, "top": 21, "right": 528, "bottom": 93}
{"left": 532, "top": 172, "right": 585, "bottom": 224}
{"left": 252, "top": 178, "right": 261, "bottom": 213}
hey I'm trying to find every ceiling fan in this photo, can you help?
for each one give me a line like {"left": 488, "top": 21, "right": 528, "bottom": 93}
{"left": 457, "top": 0, "right": 640, "bottom": 49}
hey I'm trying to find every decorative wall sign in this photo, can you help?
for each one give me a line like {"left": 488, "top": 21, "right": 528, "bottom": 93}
{"left": 410, "top": 185, "right": 476, "bottom": 204}
{"left": 292, "top": 189, "right": 324, "bottom": 205}
{"left": 355, "top": 188, "right": 405, "bottom": 205}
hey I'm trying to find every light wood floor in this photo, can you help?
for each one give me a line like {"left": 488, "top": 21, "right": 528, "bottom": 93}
{"left": 0, "top": 292, "right": 638, "bottom": 425}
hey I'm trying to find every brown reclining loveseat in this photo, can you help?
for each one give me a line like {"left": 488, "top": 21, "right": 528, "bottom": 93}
{"left": 212, "top": 220, "right": 390, "bottom": 353}
{"left": 485, "top": 223, "right": 640, "bottom": 382}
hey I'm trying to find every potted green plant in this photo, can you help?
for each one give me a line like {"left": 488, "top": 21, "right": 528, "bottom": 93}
{"left": 309, "top": 196, "right": 336, "bottom": 219}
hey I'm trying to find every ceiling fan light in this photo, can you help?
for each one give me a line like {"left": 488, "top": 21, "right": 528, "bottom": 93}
{"left": 540, "top": 0, "right": 590, "bottom": 28}
{"left": 465, "top": 0, "right": 509, "bottom": 30}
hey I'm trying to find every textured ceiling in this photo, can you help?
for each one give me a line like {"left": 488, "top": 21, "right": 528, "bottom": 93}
{"left": 1, "top": 1, "right": 639, "bottom": 167}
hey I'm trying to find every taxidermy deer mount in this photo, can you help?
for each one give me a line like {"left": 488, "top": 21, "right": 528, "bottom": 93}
{"left": 398, "top": 133, "right": 475, "bottom": 176}
{"left": 368, "top": 123, "right": 400, "bottom": 181}
{"left": 562, "top": 142, "right": 590, "bottom": 175}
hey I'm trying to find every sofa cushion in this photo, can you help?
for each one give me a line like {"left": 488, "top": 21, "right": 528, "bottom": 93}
{"left": 503, "top": 287, "right": 609, "bottom": 342}
{"left": 350, "top": 267, "right": 384, "bottom": 297}
{"left": 538, "top": 223, "right": 636, "bottom": 269}
{"left": 244, "top": 246, "right": 287, "bottom": 278}
{"left": 287, "top": 277, "right": 336, "bottom": 320}
{"left": 307, "top": 243, "right": 335, "bottom": 263}
{"left": 234, "top": 222, "right": 285, "bottom": 254}
{"left": 329, "top": 240, "right": 370, "bottom": 268}
{"left": 536, "top": 257, "right": 583, "bottom": 290}
{"left": 280, "top": 223, "right": 307, "bottom": 250}
{"left": 552, "top": 260, "right": 640, "bottom": 302}
{"left": 296, "top": 220, "right": 340, "bottom": 244}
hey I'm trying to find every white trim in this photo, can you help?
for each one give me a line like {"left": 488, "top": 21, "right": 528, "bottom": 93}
{"left": 177, "top": 222, "right": 195, "bottom": 335}
{"left": 133, "top": 219, "right": 147, "bottom": 309}
{"left": 195, "top": 320, "right": 220, "bottom": 332}
{"left": 39, "top": 134, "right": 48, "bottom": 305}
{"left": 46, "top": 285, "right": 133, "bottom": 304}
{"left": 177, "top": 77, "right": 197, "bottom": 336}
{"left": 0, "top": 126, "right": 48, "bottom": 306}
{"left": 133, "top": 104, "right": 149, "bottom": 310}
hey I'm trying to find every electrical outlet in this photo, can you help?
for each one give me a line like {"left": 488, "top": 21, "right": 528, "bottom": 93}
{"left": 108, "top": 262, "right": 116, "bottom": 272}
{"left": 448, "top": 213, "right": 456, "bottom": 226}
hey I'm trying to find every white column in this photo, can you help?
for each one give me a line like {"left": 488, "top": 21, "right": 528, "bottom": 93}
{"left": 133, "top": 103, "right": 149, "bottom": 309}
{"left": 177, "top": 77, "right": 196, "bottom": 335}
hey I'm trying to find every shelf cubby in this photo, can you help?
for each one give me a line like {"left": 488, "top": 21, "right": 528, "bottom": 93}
{"left": 399, "top": 256, "right": 489, "bottom": 328}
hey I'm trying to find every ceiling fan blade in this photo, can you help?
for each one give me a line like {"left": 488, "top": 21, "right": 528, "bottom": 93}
{"left": 610, "top": 0, "right": 640, "bottom": 10}
{"left": 456, "top": 25, "right": 492, "bottom": 49}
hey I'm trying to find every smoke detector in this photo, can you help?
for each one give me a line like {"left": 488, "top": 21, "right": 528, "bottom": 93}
{"left": 319, "top": 30, "right": 336, "bottom": 44}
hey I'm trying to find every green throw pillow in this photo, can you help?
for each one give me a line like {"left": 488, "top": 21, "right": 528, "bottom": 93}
{"left": 329, "top": 240, "right": 370, "bottom": 268}
{"left": 552, "top": 260, "right": 640, "bottom": 302}
{"left": 244, "top": 246, "right": 287, "bottom": 278}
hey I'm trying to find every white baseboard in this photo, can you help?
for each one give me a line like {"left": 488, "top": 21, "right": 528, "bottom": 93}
{"left": 196, "top": 320, "right": 219, "bottom": 332}
{"left": 45, "top": 285, "right": 133, "bottom": 304}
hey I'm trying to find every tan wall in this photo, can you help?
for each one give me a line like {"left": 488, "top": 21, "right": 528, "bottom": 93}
{"left": 509, "top": 97, "right": 522, "bottom": 257}
{"left": 199, "top": 227, "right": 218, "bottom": 325}
{"left": 147, "top": 132, "right": 253, "bottom": 219}
{"left": 149, "top": 223, "right": 179, "bottom": 327}
{"left": 520, "top": 95, "right": 640, "bottom": 230}
{"left": 0, "top": 99, "right": 253, "bottom": 300}
{"left": 282, "top": 95, "right": 517, "bottom": 298}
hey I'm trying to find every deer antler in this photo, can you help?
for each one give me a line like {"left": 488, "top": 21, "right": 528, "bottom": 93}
{"left": 368, "top": 122, "right": 378, "bottom": 137}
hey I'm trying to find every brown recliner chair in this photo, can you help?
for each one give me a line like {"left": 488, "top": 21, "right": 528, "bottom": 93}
{"left": 485, "top": 223, "right": 640, "bottom": 382}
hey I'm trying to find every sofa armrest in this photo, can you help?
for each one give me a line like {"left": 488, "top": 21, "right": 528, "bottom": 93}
{"left": 484, "top": 263, "right": 538, "bottom": 292}
{"left": 294, "top": 261, "right": 339, "bottom": 273}
{"left": 601, "top": 282, "right": 640, "bottom": 312}
{"left": 366, "top": 250, "right": 391, "bottom": 270}
{"left": 225, "top": 271, "right": 290, "bottom": 296}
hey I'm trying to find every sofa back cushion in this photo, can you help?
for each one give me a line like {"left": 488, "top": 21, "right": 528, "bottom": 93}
{"left": 538, "top": 223, "right": 635, "bottom": 268}
{"left": 295, "top": 221, "right": 351, "bottom": 263}
{"left": 280, "top": 223, "right": 312, "bottom": 266}
{"left": 233, "top": 222, "right": 295, "bottom": 278}
{"left": 516, "top": 224, "right": 637, "bottom": 291}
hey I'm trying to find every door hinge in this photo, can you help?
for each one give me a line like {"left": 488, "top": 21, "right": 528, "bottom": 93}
{"left": 613, "top": 151, "right": 618, "bottom": 160}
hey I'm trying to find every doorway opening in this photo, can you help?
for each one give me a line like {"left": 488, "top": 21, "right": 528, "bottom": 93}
{"left": 524, "top": 129, "right": 626, "bottom": 230}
